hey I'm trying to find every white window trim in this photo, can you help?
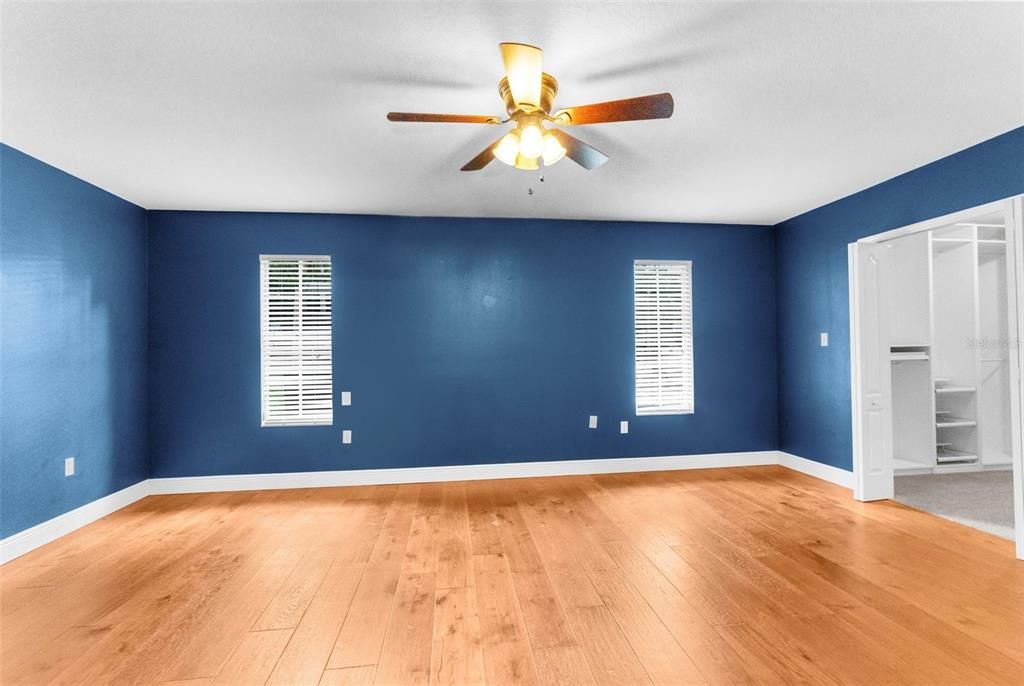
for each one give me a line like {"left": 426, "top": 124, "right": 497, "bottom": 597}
{"left": 260, "top": 254, "right": 334, "bottom": 427}
{"left": 634, "top": 259, "right": 695, "bottom": 416}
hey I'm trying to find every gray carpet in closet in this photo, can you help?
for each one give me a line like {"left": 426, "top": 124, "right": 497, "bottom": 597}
{"left": 894, "top": 471, "right": 1014, "bottom": 541}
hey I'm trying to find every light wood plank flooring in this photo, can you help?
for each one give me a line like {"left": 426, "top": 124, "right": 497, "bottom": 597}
{"left": 2, "top": 466, "right": 1022, "bottom": 685}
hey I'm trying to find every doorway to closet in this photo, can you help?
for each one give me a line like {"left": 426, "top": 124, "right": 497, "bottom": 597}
{"left": 849, "top": 197, "right": 1024, "bottom": 559}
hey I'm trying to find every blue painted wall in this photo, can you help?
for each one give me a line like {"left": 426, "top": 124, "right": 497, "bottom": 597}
{"left": 147, "top": 211, "right": 777, "bottom": 477}
{"left": 5, "top": 124, "right": 1017, "bottom": 538}
{"left": 775, "top": 127, "right": 1024, "bottom": 470}
{"left": 1, "top": 145, "right": 149, "bottom": 537}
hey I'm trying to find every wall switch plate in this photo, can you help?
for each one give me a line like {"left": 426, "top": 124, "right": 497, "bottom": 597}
{"left": 620, "top": 420, "right": 629, "bottom": 434}
{"left": 588, "top": 415, "right": 598, "bottom": 429}
{"left": 820, "top": 332, "right": 829, "bottom": 347}
{"left": 65, "top": 457, "right": 75, "bottom": 477}
{"left": 341, "top": 391, "right": 351, "bottom": 406}
{"left": 342, "top": 430, "right": 352, "bottom": 444}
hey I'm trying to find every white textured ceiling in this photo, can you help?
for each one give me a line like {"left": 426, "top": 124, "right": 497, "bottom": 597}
{"left": 2, "top": 1, "right": 1022, "bottom": 225}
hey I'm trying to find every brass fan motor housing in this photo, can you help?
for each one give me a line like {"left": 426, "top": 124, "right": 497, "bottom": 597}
{"left": 499, "top": 73, "right": 559, "bottom": 116}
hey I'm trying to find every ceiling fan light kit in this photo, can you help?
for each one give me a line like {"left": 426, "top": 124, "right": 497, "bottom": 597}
{"left": 386, "top": 42, "right": 674, "bottom": 173}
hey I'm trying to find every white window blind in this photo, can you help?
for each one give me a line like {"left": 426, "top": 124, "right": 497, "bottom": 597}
{"left": 634, "top": 260, "right": 694, "bottom": 415}
{"left": 260, "top": 255, "right": 333, "bottom": 426}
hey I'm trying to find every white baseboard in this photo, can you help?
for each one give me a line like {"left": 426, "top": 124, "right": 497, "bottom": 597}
{"left": 147, "top": 451, "right": 779, "bottom": 494}
{"left": 777, "top": 451, "right": 855, "bottom": 490}
{"left": 0, "top": 480, "right": 150, "bottom": 564}
{"left": 3, "top": 449, "right": 855, "bottom": 564}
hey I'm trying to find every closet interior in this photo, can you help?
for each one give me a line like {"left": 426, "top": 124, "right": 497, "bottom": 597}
{"left": 887, "top": 211, "right": 1013, "bottom": 475}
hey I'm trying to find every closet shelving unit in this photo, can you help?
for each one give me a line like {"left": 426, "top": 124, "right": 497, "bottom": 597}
{"left": 890, "top": 222, "right": 1013, "bottom": 475}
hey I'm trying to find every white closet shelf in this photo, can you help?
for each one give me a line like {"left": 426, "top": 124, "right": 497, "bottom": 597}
{"left": 893, "top": 458, "right": 932, "bottom": 475}
{"left": 935, "top": 450, "right": 978, "bottom": 464}
{"left": 890, "top": 352, "right": 929, "bottom": 361}
{"left": 934, "top": 385, "right": 976, "bottom": 394}
{"left": 936, "top": 418, "right": 977, "bottom": 428}
{"left": 933, "top": 463, "right": 984, "bottom": 475}
{"left": 931, "top": 237, "right": 972, "bottom": 253}
{"left": 977, "top": 238, "right": 1006, "bottom": 256}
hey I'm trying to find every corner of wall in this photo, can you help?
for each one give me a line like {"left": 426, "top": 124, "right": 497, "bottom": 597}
{"left": 144, "top": 209, "right": 153, "bottom": 481}
{"left": 770, "top": 222, "right": 783, "bottom": 451}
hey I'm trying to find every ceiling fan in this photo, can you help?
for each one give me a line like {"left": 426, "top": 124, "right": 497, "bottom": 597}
{"left": 387, "top": 43, "right": 674, "bottom": 172}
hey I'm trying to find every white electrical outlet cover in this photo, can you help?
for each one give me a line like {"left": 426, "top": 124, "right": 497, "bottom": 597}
{"left": 64, "top": 457, "right": 75, "bottom": 476}
{"left": 620, "top": 421, "right": 629, "bottom": 434}
{"left": 820, "top": 332, "right": 829, "bottom": 347}
{"left": 588, "top": 415, "right": 598, "bottom": 429}
{"left": 342, "top": 429, "right": 352, "bottom": 444}
{"left": 341, "top": 391, "right": 352, "bottom": 406}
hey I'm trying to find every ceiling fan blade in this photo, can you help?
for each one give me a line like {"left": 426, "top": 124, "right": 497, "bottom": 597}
{"left": 460, "top": 135, "right": 507, "bottom": 172}
{"left": 547, "top": 130, "right": 609, "bottom": 170}
{"left": 553, "top": 93, "right": 674, "bottom": 125}
{"left": 499, "top": 42, "right": 543, "bottom": 108}
{"left": 387, "top": 112, "right": 501, "bottom": 124}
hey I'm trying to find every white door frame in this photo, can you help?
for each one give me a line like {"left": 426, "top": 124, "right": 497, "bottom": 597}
{"left": 849, "top": 195, "right": 1024, "bottom": 559}
{"left": 1009, "top": 197, "right": 1024, "bottom": 559}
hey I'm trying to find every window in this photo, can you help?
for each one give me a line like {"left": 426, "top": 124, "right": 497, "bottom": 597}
{"left": 634, "top": 260, "right": 694, "bottom": 415}
{"left": 260, "top": 255, "right": 333, "bottom": 426}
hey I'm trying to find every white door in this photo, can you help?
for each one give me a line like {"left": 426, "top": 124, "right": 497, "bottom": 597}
{"left": 850, "top": 241, "right": 894, "bottom": 501}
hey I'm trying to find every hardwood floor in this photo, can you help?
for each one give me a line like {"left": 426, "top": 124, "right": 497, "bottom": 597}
{"left": 2, "top": 465, "right": 1022, "bottom": 685}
